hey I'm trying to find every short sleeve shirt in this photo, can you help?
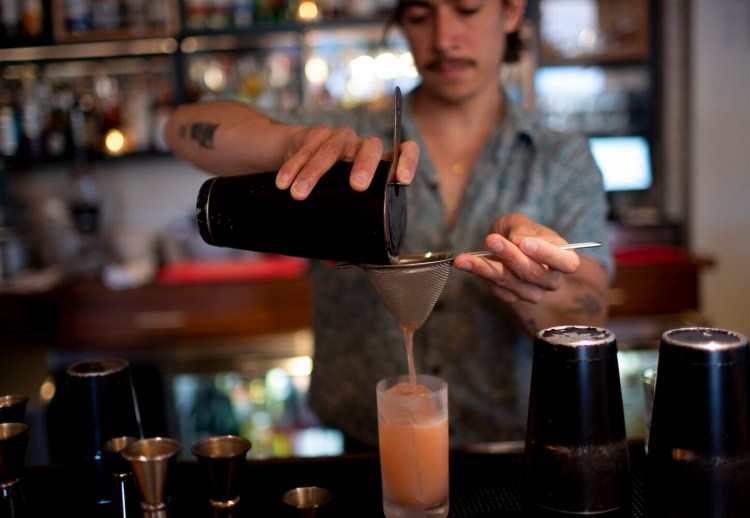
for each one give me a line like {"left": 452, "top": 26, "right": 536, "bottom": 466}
{"left": 265, "top": 89, "right": 613, "bottom": 447}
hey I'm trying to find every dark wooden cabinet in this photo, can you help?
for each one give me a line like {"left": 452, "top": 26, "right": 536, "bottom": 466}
{"left": 1, "top": 249, "right": 711, "bottom": 351}
{"left": 53, "top": 275, "right": 312, "bottom": 348}
{"left": 609, "top": 255, "right": 710, "bottom": 318}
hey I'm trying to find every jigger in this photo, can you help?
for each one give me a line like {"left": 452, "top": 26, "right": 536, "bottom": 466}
{"left": 281, "top": 486, "right": 332, "bottom": 518}
{"left": 122, "top": 437, "right": 181, "bottom": 517}
{"left": 0, "top": 422, "right": 30, "bottom": 518}
{"left": 0, "top": 396, "right": 29, "bottom": 424}
{"left": 191, "top": 435, "right": 251, "bottom": 516}
{"left": 103, "top": 436, "right": 140, "bottom": 518}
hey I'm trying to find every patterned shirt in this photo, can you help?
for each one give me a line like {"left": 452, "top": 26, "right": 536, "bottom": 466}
{"left": 268, "top": 88, "right": 613, "bottom": 447}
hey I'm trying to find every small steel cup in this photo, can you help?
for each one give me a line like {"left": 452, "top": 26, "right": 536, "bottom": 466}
{"left": 523, "top": 326, "right": 631, "bottom": 516}
{"left": 0, "top": 396, "right": 29, "bottom": 424}
{"left": 191, "top": 435, "right": 251, "bottom": 512}
{"left": 281, "top": 486, "right": 332, "bottom": 518}
{"left": 0, "top": 422, "right": 30, "bottom": 518}
{"left": 122, "top": 437, "right": 181, "bottom": 514}
{"left": 0, "top": 422, "right": 30, "bottom": 486}
{"left": 646, "top": 327, "right": 750, "bottom": 517}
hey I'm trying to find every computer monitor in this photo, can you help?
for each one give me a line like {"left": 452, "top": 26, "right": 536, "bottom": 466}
{"left": 588, "top": 136, "right": 653, "bottom": 192}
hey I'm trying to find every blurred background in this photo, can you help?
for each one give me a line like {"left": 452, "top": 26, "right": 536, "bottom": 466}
{"left": 0, "top": 0, "right": 747, "bottom": 463}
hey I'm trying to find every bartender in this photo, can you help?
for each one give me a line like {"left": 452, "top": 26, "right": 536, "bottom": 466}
{"left": 164, "top": 0, "right": 613, "bottom": 450}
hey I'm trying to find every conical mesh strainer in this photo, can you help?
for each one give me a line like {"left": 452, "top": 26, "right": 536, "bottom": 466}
{"left": 341, "top": 252, "right": 456, "bottom": 330}
{"left": 340, "top": 242, "right": 602, "bottom": 331}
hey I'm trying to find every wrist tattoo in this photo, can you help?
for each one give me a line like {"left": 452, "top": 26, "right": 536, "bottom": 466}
{"left": 189, "top": 122, "right": 219, "bottom": 149}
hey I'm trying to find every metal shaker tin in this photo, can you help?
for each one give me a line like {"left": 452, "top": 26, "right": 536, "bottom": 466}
{"left": 196, "top": 160, "right": 407, "bottom": 265}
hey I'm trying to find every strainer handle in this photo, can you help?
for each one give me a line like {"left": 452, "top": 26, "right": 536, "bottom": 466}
{"left": 469, "top": 241, "right": 603, "bottom": 258}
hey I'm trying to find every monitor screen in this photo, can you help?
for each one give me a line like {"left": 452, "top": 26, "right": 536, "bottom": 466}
{"left": 588, "top": 136, "right": 653, "bottom": 192}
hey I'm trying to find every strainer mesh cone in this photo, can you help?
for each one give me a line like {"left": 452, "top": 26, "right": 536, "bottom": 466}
{"left": 363, "top": 258, "right": 453, "bottom": 331}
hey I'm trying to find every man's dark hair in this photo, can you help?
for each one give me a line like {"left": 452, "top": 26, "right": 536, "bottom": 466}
{"left": 388, "top": 0, "right": 524, "bottom": 64}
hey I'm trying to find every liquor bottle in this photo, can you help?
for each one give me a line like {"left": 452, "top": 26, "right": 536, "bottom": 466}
{"left": 64, "top": 0, "right": 92, "bottom": 33}
{"left": 20, "top": 0, "right": 43, "bottom": 38}
{"left": 233, "top": 0, "right": 253, "bottom": 28}
{"left": 254, "top": 0, "right": 289, "bottom": 23}
{"left": 68, "top": 164, "right": 100, "bottom": 236}
{"left": 1, "top": 0, "right": 21, "bottom": 39}
{"left": 44, "top": 82, "right": 74, "bottom": 160}
{"left": 91, "top": 0, "right": 120, "bottom": 30}
{"left": 0, "top": 87, "right": 19, "bottom": 158}
{"left": 18, "top": 66, "right": 45, "bottom": 162}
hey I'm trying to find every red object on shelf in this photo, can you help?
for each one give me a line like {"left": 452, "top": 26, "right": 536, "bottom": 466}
{"left": 613, "top": 246, "right": 692, "bottom": 265}
{"left": 156, "top": 255, "right": 309, "bottom": 284}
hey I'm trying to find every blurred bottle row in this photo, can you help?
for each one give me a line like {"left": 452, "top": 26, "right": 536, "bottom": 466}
{"left": 0, "top": 60, "right": 175, "bottom": 163}
{"left": 0, "top": 0, "right": 398, "bottom": 46}
{"left": 0, "top": 19, "right": 416, "bottom": 164}
{"left": 184, "top": 0, "right": 397, "bottom": 32}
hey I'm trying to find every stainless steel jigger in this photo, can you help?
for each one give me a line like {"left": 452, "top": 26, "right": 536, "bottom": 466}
{"left": 122, "top": 437, "right": 181, "bottom": 517}
{"left": 0, "top": 422, "right": 31, "bottom": 518}
{"left": 282, "top": 486, "right": 332, "bottom": 518}
{"left": 0, "top": 395, "right": 29, "bottom": 424}
{"left": 191, "top": 435, "right": 251, "bottom": 517}
{"left": 103, "top": 436, "right": 141, "bottom": 518}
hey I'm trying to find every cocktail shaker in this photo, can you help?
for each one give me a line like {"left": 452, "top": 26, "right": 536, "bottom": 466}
{"left": 523, "top": 325, "right": 631, "bottom": 516}
{"left": 65, "top": 358, "right": 144, "bottom": 514}
{"left": 646, "top": 327, "right": 750, "bottom": 517}
{"left": 195, "top": 160, "right": 407, "bottom": 265}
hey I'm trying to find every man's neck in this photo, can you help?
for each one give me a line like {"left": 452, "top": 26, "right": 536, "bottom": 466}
{"left": 411, "top": 84, "right": 504, "bottom": 136}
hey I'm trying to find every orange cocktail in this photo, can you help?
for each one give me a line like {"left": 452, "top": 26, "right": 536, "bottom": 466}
{"left": 376, "top": 375, "right": 449, "bottom": 518}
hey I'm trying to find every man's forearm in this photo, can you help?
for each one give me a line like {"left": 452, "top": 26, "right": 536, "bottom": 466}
{"left": 164, "top": 100, "right": 298, "bottom": 176}
{"left": 512, "top": 258, "right": 610, "bottom": 335}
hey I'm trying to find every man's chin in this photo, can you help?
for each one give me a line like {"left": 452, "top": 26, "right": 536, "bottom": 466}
{"left": 418, "top": 81, "right": 482, "bottom": 104}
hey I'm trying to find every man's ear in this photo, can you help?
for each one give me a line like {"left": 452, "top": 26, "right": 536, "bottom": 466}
{"left": 503, "top": 0, "right": 527, "bottom": 32}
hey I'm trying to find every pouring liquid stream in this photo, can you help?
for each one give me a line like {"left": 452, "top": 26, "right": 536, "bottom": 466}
{"left": 401, "top": 325, "right": 418, "bottom": 390}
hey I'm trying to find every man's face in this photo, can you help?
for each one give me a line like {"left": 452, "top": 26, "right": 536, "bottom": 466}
{"left": 398, "top": 0, "right": 522, "bottom": 103}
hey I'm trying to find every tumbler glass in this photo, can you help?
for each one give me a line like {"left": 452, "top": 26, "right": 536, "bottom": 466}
{"left": 377, "top": 375, "right": 449, "bottom": 518}
{"left": 191, "top": 435, "right": 251, "bottom": 514}
{"left": 646, "top": 327, "right": 750, "bottom": 517}
{"left": 523, "top": 325, "right": 631, "bottom": 516}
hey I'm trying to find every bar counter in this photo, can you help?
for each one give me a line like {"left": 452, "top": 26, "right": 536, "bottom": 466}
{"left": 20, "top": 441, "right": 647, "bottom": 517}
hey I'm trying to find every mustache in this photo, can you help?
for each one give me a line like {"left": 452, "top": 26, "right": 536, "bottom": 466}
{"left": 424, "top": 57, "right": 476, "bottom": 71}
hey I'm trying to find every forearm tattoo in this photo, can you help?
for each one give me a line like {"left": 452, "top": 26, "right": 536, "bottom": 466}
{"left": 562, "top": 275, "right": 605, "bottom": 319}
{"left": 566, "top": 293, "right": 603, "bottom": 318}
{"left": 180, "top": 122, "right": 219, "bottom": 149}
